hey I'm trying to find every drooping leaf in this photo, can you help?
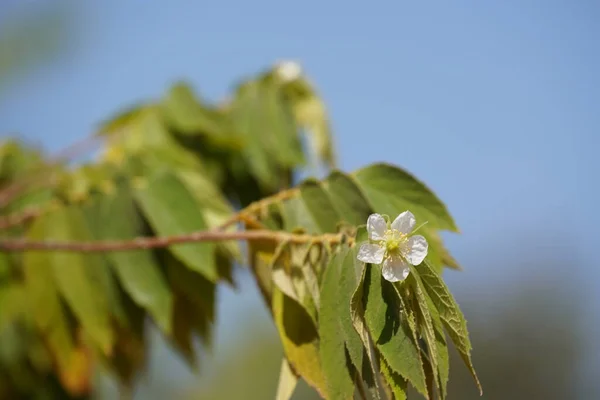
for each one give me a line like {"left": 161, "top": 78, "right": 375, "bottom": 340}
{"left": 380, "top": 357, "right": 408, "bottom": 400}
{"left": 272, "top": 287, "right": 327, "bottom": 398}
{"left": 95, "top": 189, "right": 173, "bottom": 334}
{"left": 349, "top": 256, "right": 387, "bottom": 400}
{"left": 417, "top": 261, "right": 481, "bottom": 395}
{"left": 319, "top": 247, "right": 356, "bottom": 400}
{"left": 135, "top": 169, "right": 217, "bottom": 281}
{"left": 362, "top": 264, "right": 427, "bottom": 396}
{"left": 44, "top": 207, "right": 114, "bottom": 354}
{"left": 407, "top": 272, "right": 445, "bottom": 399}
{"left": 22, "top": 215, "right": 75, "bottom": 384}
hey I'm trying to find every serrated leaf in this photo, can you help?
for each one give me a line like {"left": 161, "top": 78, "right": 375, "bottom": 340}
{"left": 96, "top": 189, "right": 173, "bottom": 334}
{"left": 275, "top": 359, "right": 298, "bottom": 400}
{"left": 135, "top": 170, "right": 217, "bottom": 281}
{"left": 352, "top": 163, "right": 458, "bottom": 232}
{"left": 380, "top": 357, "right": 408, "bottom": 400}
{"left": 362, "top": 264, "right": 427, "bottom": 396}
{"left": 417, "top": 261, "right": 481, "bottom": 395}
{"left": 407, "top": 273, "right": 445, "bottom": 399}
{"left": 46, "top": 207, "right": 114, "bottom": 354}
{"left": 319, "top": 247, "right": 358, "bottom": 400}
{"left": 350, "top": 259, "right": 387, "bottom": 400}
{"left": 272, "top": 287, "right": 327, "bottom": 398}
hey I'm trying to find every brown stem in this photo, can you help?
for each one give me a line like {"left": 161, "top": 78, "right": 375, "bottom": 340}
{"left": 0, "top": 230, "right": 346, "bottom": 253}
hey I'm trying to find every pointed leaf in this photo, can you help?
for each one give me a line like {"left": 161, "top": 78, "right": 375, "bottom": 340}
{"left": 362, "top": 264, "right": 427, "bottom": 396}
{"left": 319, "top": 248, "right": 358, "bottom": 400}
{"left": 135, "top": 170, "right": 217, "bottom": 281}
{"left": 272, "top": 287, "right": 327, "bottom": 398}
{"left": 46, "top": 207, "right": 114, "bottom": 354}
{"left": 407, "top": 273, "right": 445, "bottom": 398}
{"left": 417, "top": 261, "right": 482, "bottom": 394}
{"left": 352, "top": 163, "right": 458, "bottom": 232}
{"left": 380, "top": 357, "right": 408, "bottom": 400}
{"left": 22, "top": 215, "right": 74, "bottom": 375}
{"left": 96, "top": 190, "right": 173, "bottom": 334}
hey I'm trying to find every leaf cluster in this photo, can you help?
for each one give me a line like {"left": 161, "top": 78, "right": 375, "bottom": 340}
{"left": 0, "top": 64, "right": 479, "bottom": 399}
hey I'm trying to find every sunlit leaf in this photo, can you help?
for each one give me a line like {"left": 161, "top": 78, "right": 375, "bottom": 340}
{"left": 272, "top": 287, "right": 327, "bottom": 398}
{"left": 319, "top": 247, "right": 356, "bottom": 400}
{"left": 417, "top": 261, "right": 481, "bottom": 395}
{"left": 362, "top": 264, "right": 427, "bottom": 396}
{"left": 352, "top": 163, "right": 458, "bottom": 232}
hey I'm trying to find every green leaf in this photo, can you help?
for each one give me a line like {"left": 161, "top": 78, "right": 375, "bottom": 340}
{"left": 352, "top": 163, "right": 458, "bottom": 232}
{"left": 349, "top": 259, "right": 387, "bottom": 400}
{"left": 362, "top": 264, "right": 427, "bottom": 396}
{"left": 275, "top": 359, "right": 298, "bottom": 400}
{"left": 380, "top": 357, "right": 408, "bottom": 400}
{"left": 22, "top": 215, "right": 74, "bottom": 373}
{"left": 135, "top": 170, "right": 217, "bottom": 281}
{"left": 166, "top": 254, "right": 216, "bottom": 325}
{"left": 161, "top": 82, "right": 223, "bottom": 136}
{"left": 46, "top": 207, "right": 114, "bottom": 354}
{"left": 272, "top": 287, "right": 327, "bottom": 398}
{"left": 407, "top": 273, "right": 445, "bottom": 398}
{"left": 319, "top": 248, "right": 358, "bottom": 400}
{"left": 323, "top": 171, "right": 373, "bottom": 227}
{"left": 280, "top": 180, "right": 340, "bottom": 234}
{"left": 417, "top": 261, "right": 481, "bottom": 395}
{"left": 96, "top": 189, "right": 173, "bottom": 334}
{"left": 298, "top": 180, "right": 341, "bottom": 233}
{"left": 0, "top": 284, "right": 25, "bottom": 330}
{"left": 176, "top": 169, "right": 241, "bottom": 264}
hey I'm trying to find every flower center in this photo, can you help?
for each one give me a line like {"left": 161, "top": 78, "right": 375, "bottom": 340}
{"left": 383, "top": 229, "right": 407, "bottom": 254}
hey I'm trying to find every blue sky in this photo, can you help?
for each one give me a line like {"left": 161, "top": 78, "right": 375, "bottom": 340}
{"left": 1, "top": 0, "right": 598, "bottom": 396}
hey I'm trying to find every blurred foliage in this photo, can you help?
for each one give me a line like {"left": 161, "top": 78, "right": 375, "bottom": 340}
{"left": 0, "top": 2, "right": 75, "bottom": 97}
{"left": 0, "top": 62, "right": 476, "bottom": 400}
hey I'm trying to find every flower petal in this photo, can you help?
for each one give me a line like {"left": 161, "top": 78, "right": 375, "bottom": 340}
{"left": 367, "top": 214, "right": 387, "bottom": 240}
{"left": 382, "top": 255, "right": 411, "bottom": 282}
{"left": 391, "top": 211, "right": 416, "bottom": 234}
{"left": 357, "top": 243, "right": 386, "bottom": 264}
{"left": 403, "top": 235, "right": 428, "bottom": 265}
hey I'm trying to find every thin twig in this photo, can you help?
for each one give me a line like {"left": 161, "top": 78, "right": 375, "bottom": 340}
{"left": 0, "top": 230, "right": 347, "bottom": 253}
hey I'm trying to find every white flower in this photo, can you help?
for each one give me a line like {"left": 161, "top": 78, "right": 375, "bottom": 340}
{"left": 357, "top": 211, "right": 428, "bottom": 282}
{"left": 274, "top": 60, "right": 302, "bottom": 82}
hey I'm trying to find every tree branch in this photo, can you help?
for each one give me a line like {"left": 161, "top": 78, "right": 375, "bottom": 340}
{"left": 0, "top": 229, "right": 348, "bottom": 253}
